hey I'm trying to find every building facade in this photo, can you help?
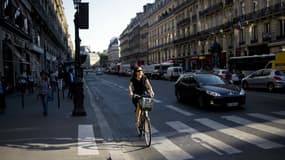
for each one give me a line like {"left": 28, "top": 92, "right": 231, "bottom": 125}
{"left": 119, "top": 0, "right": 285, "bottom": 71}
{"left": 0, "top": 0, "right": 71, "bottom": 89}
{"left": 107, "top": 37, "right": 120, "bottom": 66}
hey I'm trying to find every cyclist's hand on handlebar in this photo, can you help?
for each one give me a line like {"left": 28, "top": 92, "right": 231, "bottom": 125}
{"left": 150, "top": 92, "right": 155, "bottom": 98}
{"left": 133, "top": 94, "right": 141, "bottom": 98}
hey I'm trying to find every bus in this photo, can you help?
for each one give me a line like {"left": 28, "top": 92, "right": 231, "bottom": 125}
{"left": 265, "top": 52, "right": 285, "bottom": 71}
{"left": 228, "top": 54, "right": 275, "bottom": 76}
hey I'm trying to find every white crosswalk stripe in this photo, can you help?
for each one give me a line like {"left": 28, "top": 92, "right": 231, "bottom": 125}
{"left": 195, "top": 118, "right": 283, "bottom": 149}
{"left": 166, "top": 121, "right": 242, "bottom": 155}
{"left": 272, "top": 111, "right": 285, "bottom": 116}
{"left": 222, "top": 115, "right": 285, "bottom": 138}
{"left": 248, "top": 113, "right": 285, "bottom": 125}
{"left": 151, "top": 125, "right": 159, "bottom": 134}
{"left": 152, "top": 136, "right": 194, "bottom": 160}
{"left": 153, "top": 98, "right": 162, "bottom": 103}
{"left": 165, "top": 105, "right": 194, "bottom": 116}
{"left": 78, "top": 124, "right": 99, "bottom": 155}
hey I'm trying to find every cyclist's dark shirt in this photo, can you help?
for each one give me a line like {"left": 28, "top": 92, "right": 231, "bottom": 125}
{"left": 130, "top": 76, "right": 147, "bottom": 95}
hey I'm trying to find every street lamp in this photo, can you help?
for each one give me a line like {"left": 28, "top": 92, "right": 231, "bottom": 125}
{"left": 72, "top": 0, "right": 89, "bottom": 116}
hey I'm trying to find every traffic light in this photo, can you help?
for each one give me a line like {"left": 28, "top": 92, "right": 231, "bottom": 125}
{"left": 78, "top": 3, "right": 89, "bottom": 29}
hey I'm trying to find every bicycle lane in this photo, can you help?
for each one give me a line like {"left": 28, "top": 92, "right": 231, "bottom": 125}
{"left": 85, "top": 80, "right": 127, "bottom": 160}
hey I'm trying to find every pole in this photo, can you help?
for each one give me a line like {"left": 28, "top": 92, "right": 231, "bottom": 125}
{"left": 72, "top": 8, "right": 86, "bottom": 116}
{"left": 57, "top": 81, "right": 60, "bottom": 109}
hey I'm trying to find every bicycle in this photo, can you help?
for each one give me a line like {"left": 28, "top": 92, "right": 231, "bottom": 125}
{"left": 133, "top": 94, "right": 154, "bottom": 147}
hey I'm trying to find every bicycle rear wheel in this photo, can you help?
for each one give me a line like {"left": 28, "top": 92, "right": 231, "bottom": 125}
{"left": 143, "top": 117, "right": 151, "bottom": 147}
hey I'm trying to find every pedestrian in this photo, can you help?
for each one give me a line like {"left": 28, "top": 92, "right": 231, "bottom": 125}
{"left": 0, "top": 76, "right": 7, "bottom": 113}
{"left": 38, "top": 71, "right": 49, "bottom": 116}
{"left": 67, "top": 68, "right": 74, "bottom": 99}
{"left": 27, "top": 72, "right": 34, "bottom": 93}
{"left": 49, "top": 70, "right": 57, "bottom": 100}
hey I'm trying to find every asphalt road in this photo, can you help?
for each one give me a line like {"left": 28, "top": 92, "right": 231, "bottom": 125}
{"left": 86, "top": 73, "right": 285, "bottom": 160}
{"left": 1, "top": 72, "right": 284, "bottom": 160}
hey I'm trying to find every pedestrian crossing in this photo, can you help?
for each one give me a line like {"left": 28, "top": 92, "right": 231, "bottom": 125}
{"left": 78, "top": 111, "right": 285, "bottom": 159}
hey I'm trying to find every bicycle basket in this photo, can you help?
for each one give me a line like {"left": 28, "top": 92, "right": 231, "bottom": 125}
{"left": 139, "top": 97, "right": 154, "bottom": 111}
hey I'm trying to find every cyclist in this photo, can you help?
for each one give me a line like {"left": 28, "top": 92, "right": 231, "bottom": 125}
{"left": 128, "top": 66, "right": 154, "bottom": 128}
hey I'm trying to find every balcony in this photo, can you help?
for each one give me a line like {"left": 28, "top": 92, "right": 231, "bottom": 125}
{"left": 276, "top": 35, "right": 285, "bottom": 41}
{"left": 262, "top": 32, "right": 272, "bottom": 41}
{"left": 199, "top": 2, "right": 223, "bottom": 17}
{"left": 177, "top": 18, "right": 190, "bottom": 27}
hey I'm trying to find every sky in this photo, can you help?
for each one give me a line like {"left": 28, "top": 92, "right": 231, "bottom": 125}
{"left": 62, "top": 0, "right": 155, "bottom": 53}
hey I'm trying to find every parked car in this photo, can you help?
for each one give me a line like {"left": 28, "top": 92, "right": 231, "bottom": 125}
{"left": 175, "top": 73, "right": 246, "bottom": 108}
{"left": 95, "top": 68, "right": 103, "bottom": 75}
{"left": 163, "top": 66, "right": 183, "bottom": 81}
{"left": 241, "top": 68, "right": 285, "bottom": 92}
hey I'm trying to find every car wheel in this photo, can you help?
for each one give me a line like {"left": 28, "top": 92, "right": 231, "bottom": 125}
{"left": 267, "top": 83, "right": 275, "bottom": 92}
{"left": 175, "top": 90, "right": 183, "bottom": 102}
{"left": 242, "top": 81, "right": 248, "bottom": 90}
{"left": 198, "top": 95, "right": 205, "bottom": 108}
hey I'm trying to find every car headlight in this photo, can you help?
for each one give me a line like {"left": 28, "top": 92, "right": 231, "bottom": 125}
{"left": 206, "top": 90, "right": 221, "bottom": 97}
{"left": 239, "top": 88, "right": 245, "bottom": 95}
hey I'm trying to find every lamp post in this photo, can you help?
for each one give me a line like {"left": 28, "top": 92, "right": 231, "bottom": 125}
{"left": 72, "top": 0, "right": 89, "bottom": 116}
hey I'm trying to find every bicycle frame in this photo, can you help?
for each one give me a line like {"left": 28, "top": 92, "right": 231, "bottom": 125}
{"left": 138, "top": 107, "right": 151, "bottom": 147}
{"left": 133, "top": 94, "right": 153, "bottom": 147}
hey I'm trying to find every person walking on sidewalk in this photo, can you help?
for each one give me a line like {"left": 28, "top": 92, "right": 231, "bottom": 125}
{"left": 38, "top": 71, "right": 49, "bottom": 116}
{"left": 0, "top": 76, "right": 7, "bottom": 113}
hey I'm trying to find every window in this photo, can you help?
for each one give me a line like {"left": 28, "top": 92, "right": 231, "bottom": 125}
{"left": 239, "top": 28, "right": 244, "bottom": 42}
{"left": 262, "top": 70, "right": 271, "bottom": 76}
{"left": 4, "top": 0, "right": 9, "bottom": 9}
{"left": 252, "top": 25, "right": 258, "bottom": 40}
{"left": 265, "top": 0, "right": 270, "bottom": 7}
{"left": 241, "top": 1, "right": 246, "bottom": 15}
{"left": 279, "top": 19, "right": 285, "bottom": 37}
{"left": 264, "top": 23, "right": 270, "bottom": 33}
{"left": 252, "top": 1, "right": 258, "bottom": 12}
{"left": 4, "top": 0, "right": 12, "bottom": 19}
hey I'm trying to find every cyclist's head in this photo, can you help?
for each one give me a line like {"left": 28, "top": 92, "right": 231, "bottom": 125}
{"left": 132, "top": 66, "right": 143, "bottom": 78}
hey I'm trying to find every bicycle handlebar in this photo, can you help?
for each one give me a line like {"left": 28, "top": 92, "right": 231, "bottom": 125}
{"left": 133, "top": 93, "right": 154, "bottom": 98}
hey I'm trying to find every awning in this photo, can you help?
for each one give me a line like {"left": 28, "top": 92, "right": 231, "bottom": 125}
{"left": 6, "top": 43, "right": 29, "bottom": 64}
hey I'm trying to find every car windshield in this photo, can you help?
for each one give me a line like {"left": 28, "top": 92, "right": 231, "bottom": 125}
{"left": 195, "top": 74, "right": 225, "bottom": 85}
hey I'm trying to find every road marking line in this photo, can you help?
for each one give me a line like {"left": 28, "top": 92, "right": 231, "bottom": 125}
{"left": 166, "top": 121, "right": 241, "bottom": 155}
{"left": 273, "top": 111, "right": 285, "bottom": 116}
{"left": 153, "top": 136, "right": 194, "bottom": 159}
{"left": 222, "top": 115, "right": 285, "bottom": 138}
{"left": 248, "top": 113, "right": 285, "bottom": 125}
{"left": 153, "top": 99, "right": 162, "bottom": 103}
{"left": 195, "top": 118, "right": 283, "bottom": 149}
{"left": 109, "top": 150, "right": 125, "bottom": 160}
{"left": 78, "top": 124, "right": 99, "bottom": 155}
{"left": 151, "top": 125, "right": 159, "bottom": 134}
{"left": 165, "top": 105, "right": 193, "bottom": 116}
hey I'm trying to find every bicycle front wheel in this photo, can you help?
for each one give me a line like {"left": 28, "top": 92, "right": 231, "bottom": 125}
{"left": 143, "top": 117, "right": 151, "bottom": 147}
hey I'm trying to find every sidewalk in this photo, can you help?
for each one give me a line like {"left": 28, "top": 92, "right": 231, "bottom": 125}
{"left": 3, "top": 91, "right": 74, "bottom": 117}
{"left": 0, "top": 89, "right": 106, "bottom": 160}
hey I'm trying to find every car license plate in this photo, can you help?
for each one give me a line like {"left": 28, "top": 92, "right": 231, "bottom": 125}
{"left": 227, "top": 102, "right": 239, "bottom": 107}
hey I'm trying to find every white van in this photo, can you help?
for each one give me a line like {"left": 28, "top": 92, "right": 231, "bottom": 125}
{"left": 164, "top": 66, "right": 183, "bottom": 80}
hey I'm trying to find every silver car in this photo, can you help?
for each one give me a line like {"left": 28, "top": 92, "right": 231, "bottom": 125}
{"left": 241, "top": 69, "right": 285, "bottom": 92}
